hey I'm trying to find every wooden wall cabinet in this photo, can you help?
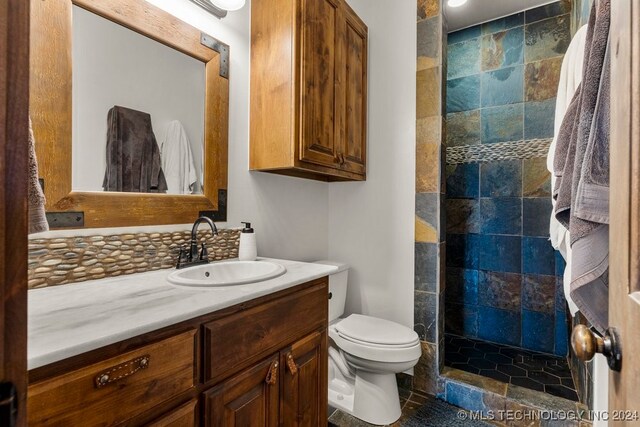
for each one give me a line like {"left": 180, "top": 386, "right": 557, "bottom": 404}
{"left": 28, "top": 279, "right": 328, "bottom": 426}
{"left": 250, "top": 0, "right": 368, "bottom": 182}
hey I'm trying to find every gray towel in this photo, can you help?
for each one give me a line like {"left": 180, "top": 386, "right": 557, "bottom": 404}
{"left": 102, "top": 106, "right": 168, "bottom": 193}
{"left": 553, "top": 0, "right": 611, "bottom": 333}
{"left": 28, "top": 118, "right": 49, "bottom": 234}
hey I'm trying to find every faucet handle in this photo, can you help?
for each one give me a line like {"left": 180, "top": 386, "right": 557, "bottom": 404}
{"left": 199, "top": 243, "right": 209, "bottom": 261}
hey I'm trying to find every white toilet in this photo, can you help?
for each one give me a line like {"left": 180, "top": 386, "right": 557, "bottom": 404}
{"left": 315, "top": 261, "right": 422, "bottom": 425}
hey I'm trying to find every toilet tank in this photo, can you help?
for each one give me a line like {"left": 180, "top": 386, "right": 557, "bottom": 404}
{"left": 313, "top": 261, "right": 349, "bottom": 322}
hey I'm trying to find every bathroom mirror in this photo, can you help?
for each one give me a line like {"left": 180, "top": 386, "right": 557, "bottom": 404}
{"left": 30, "top": 0, "right": 229, "bottom": 227}
{"left": 72, "top": 5, "right": 206, "bottom": 195}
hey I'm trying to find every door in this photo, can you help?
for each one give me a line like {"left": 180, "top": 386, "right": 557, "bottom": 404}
{"left": 203, "top": 355, "right": 279, "bottom": 427}
{"left": 337, "top": 6, "right": 367, "bottom": 176}
{"left": 299, "top": 0, "right": 341, "bottom": 169}
{"left": 0, "top": 0, "right": 30, "bottom": 425}
{"left": 280, "top": 330, "right": 327, "bottom": 427}
{"left": 609, "top": 0, "right": 640, "bottom": 422}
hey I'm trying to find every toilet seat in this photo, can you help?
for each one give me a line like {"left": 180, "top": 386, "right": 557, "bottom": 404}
{"left": 330, "top": 314, "right": 421, "bottom": 363}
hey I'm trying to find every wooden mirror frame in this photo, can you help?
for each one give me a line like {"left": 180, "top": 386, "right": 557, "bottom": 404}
{"left": 29, "top": 0, "right": 229, "bottom": 228}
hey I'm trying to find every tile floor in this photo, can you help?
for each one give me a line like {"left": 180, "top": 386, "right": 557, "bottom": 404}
{"left": 444, "top": 333, "right": 578, "bottom": 401}
{"left": 328, "top": 390, "right": 492, "bottom": 427}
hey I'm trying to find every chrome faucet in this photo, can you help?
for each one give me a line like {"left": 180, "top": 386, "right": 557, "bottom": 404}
{"left": 176, "top": 216, "right": 219, "bottom": 269}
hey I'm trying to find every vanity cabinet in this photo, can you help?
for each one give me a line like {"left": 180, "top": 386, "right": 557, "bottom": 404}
{"left": 27, "top": 278, "right": 328, "bottom": 426}
{"left": 250, "top": 0, "right": 368, "bottom": 182}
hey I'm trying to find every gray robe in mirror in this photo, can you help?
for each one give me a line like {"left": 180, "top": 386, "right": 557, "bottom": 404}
{"left": 103, "top": 106, "right": 168, "bottom": 193}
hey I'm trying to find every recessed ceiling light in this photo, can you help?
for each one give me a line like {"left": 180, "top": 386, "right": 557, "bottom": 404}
{"left": 448, "top": 0, "right": 468, "bottom": 7}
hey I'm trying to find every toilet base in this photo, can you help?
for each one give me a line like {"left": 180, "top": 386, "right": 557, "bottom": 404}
{"left": 328, "top": 369, "right": 401, "bottom": 425}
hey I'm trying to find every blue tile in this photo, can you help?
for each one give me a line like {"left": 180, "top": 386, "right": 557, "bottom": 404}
{"left": 481, "top": 198, "right": 522, "bottom": 235}
{"left": 446, "top": 163, "right": 479, "bottom": 198}
{"left": 416, "top": 193, "right": 440, "bottom": 235}
{"left": 447, "top": 233, "right": 480, "bottom": 270}
{"left": 523, "top": 197, "right": 553, "bottom": 237}
{"left": 555, "top": 251, "right": 566, "bottom": 277}
{"left": 415, "top": 242, "right": 439, "bottom": 292}
{"left": 446, "top": 268, "right": 479, "bottom": 306}
{"left": 445, "top": 382, "right": 487, "bottom": 413}
{"left": 525, "top": 1, "right": 572, "bottom": 24}
{"left": 478, "top": 306, "right": 521, "bottom": 346}
{"left": 448, "top": 38, "right": 481, "bottom": 79}
{"left": 482, "top": 13, "right": 524, "bottom": 34}
{"left": 481, "top": 66, "right": 524, "bottom": 107}
{"left": 448, "top": 26, "right": 481, "bottom": 45}
{"left": 478, "top": 270, "right": 522, "bottom": 311}
{"left": 522, "top": 309, "right": 555, "bottom": 353}
{"left": 481, "top": 27, "right": 524, "bottom": 71}
{"left": 479, "top": 235, "right": 522, "bottom": 273}
{"left": 525, "top": 99, "right": 556, "bottom": 139}
{"left": 480, "top": 160, "right": 522, "bottom": 197}
{"left": 525, "top": 15, "right": 571, "bottom": 62}
{"left": 554, "top": 310, "right": 569, "bottom": 356}
{"left": 555, "top": 275, "right": 566, "bottom": 312}
{"left": 447, "top": 75, "right": 481, "bottom": 113}
{"left": 445, "top": 302, "right": 478, "bottom": 337}
{"left": 447, "top": 198, "right": 481, "bottom": 234}
{"left": 481, "top": 104, "right": 524, "bottom": 144}
{"left": 522, "top": 236, "right": 555, "bottom": 275}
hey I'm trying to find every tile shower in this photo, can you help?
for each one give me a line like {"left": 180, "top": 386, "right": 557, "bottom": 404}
{"left": 443, "top": 0, "right": 573, "bottom": 393}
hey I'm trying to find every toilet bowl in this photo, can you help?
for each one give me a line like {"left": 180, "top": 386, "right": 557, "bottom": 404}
{"left": 315, "top": 261, "right": 421, "bottom": 426}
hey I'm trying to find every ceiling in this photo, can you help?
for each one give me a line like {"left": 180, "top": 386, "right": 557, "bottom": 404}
{"left": 446, "top": 0, "right": 559, "bottom": 32}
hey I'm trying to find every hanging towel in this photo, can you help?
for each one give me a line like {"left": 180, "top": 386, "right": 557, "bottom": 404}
{"left": 28, "top": 118, "right": 49, "bottom": 234}
{"left": 103, "top": 106, "right": 168, "bottom": 193}
{"left": 547, "top": 25, "right": 588, "bottom": 316}
{"left": 553, "top": 0, "right": 611, "bottom": 333}
{"left": 160, "top": 120, "right": 198, "bottom": 194}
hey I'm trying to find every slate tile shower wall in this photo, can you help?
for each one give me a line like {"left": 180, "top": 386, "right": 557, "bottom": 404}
{"left": 444, "top": 1, "right": 572, "bottom": 356}
{"left": 414, "top": 0, "right": 447, "bottom": 396}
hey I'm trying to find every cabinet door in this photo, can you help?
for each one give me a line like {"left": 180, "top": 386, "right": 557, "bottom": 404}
{"left": 203, "top": 356, "right": 279, "bottom": 427}
{"left": 148, "top": 400, "right": 197, "bottom": 427}
{"left": 299, "top": 0, "right": 341, "bottom": 169}
{"left": 338, "top": 6, "right": 367, "bottom": 175}
{"left": 280, "top": 330, "right": 328, "bottom": 427}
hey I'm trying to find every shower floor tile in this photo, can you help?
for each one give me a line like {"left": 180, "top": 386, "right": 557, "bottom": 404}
{"left": 444, "top": 333, "right": 578, "bottom": 401}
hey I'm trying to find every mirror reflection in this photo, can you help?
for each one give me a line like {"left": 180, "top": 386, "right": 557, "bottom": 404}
{"left": 71, "top": 5, "right": 205, "bottom": 195}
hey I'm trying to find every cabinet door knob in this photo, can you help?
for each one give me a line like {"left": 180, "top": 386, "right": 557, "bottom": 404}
{"left": 571, "top": 325, "right": 622, "bottom": 372}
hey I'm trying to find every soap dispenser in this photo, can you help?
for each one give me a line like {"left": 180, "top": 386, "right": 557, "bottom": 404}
{"left": 239, "top": 222, "right": 257, "bottom": 261}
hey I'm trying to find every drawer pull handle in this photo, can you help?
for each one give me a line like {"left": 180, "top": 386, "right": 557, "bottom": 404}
{"left": 286, "top": 353, "right": 298, "bottom": 376}
{"left": 94, "top": 355, "right": 151, "bottom": 389}
{"left": 265, "top": 361, "right": 278, "bottom": 385}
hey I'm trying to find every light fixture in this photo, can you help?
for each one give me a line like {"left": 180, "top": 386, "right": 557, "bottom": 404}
{"left": 189, "top": 0, "right": 246, "bottom": 19}
{"left": 447, "top": 0, "right": 468, "bottom": 7}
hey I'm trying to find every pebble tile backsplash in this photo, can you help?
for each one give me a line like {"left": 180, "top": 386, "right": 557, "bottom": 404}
{"left": 28, "top": 228, "right": 240, "bottom": 288}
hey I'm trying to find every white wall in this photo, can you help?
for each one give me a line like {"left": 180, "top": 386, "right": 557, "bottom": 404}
{"left": 72, "top": 5, "right": 205, "bottom": 192}
{"left": 327, "top": 0, "right": 417, "bottom": 328}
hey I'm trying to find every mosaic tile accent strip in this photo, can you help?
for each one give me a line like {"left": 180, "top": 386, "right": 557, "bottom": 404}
{"left": 445, "top": 138, "right": 552, "bottom": 164}
{"left": 28, "top": 229, "right": 240, "bottom": 289}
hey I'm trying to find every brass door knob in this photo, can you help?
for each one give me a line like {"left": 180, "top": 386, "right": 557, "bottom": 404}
{"left": 571, "top": 325, "right": 622, "bottom": 372}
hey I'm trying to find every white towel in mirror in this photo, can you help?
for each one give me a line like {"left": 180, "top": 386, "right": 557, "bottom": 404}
{"left": 160, "top": 120, "right": 198, "bottom": 194}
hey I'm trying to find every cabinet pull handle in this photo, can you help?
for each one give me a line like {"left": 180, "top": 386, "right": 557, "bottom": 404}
{"left": 265, "top": 361, "right": 279, "bottom": 385}
{"left": 94, "top": 355, "right": 150, "bottom": 389}
{"left": 286, "top": 353, "right": 298, "bottom": 376}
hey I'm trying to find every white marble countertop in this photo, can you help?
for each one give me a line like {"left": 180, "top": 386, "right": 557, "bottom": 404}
{"left": 28, "top": 258, "right": 336, "bottom": 370}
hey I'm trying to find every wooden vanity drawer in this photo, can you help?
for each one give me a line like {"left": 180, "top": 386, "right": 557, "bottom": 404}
{"left": 203, "top": 280, "right": 328, "bottom": 383}
{"left": 28, "top": 329, "right": 197, "bottom": 427}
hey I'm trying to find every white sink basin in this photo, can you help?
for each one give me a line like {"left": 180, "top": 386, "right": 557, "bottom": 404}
{"left": 167, "top": 260, "right": 286, "bottom": 287}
